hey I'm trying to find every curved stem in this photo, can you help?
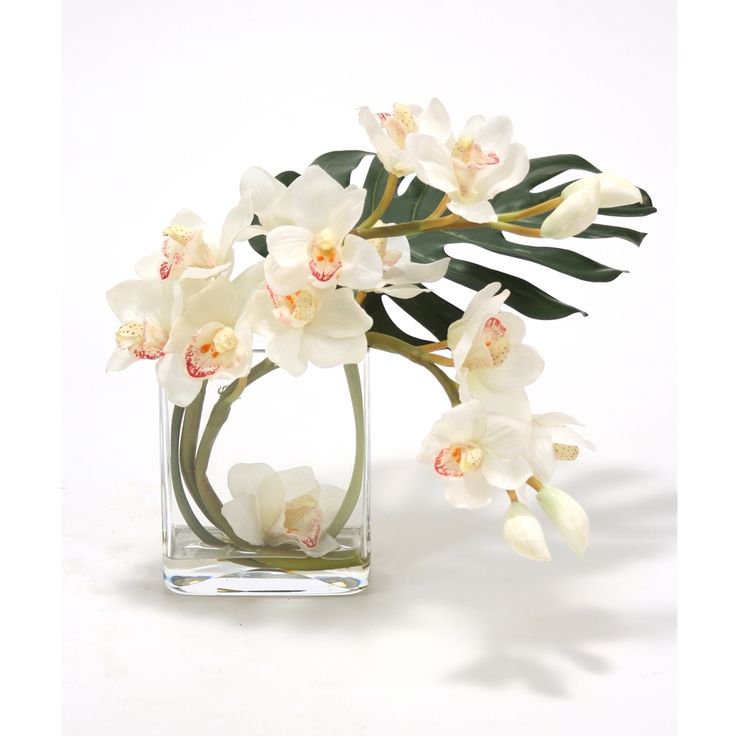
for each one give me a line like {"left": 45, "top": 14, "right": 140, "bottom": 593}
{"left": 222, "top": 549, "right": 366, "bottom": 572}
{"left": 497, "top": 196, "right": 563, "bottom": 223}
{"left": 366, "top": 331, "right": 460, "bottom": 406}
{"left": 424, "top": 194, "right": 450, "bottom": 220}
{"left": 180, "top": 383, "right": 220, "bottom": 525}
{"left": 360, "top": 173, "right": 398, "bottom": 230}
{"left": 193, "top": 359, "right": 279, "bottom": 544}
{"left": 418, "top": 340, "right": 449, "bottom": 352}
{"left": 325, "top": 364, "right": 366, "bottom": 538}
{"left": 169, "top": 406, "right": 227, "bottom": 547}
{"left": 487, "top": 221, "right": 542, "bottom": 238}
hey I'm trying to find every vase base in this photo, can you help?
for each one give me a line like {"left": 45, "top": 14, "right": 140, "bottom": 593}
{"left": 163, "top": 526, "right": 369, "bottom": 596}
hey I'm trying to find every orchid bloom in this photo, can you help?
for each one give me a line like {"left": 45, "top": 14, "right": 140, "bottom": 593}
{"left": 534, "top": 484, "right": 590, "bottom": 558}
{"left": 357, "top": 98, "right": 452, "bottom": 177}
{"left": 106, "top": 279, "right": 176, "bottom": 372}
{"left": 156, "top": 263, "right": 264, "bottom": 406}
{"left": 406, "top": 114, "right": 529, "bottom": 223}
{"left": 447, "top": 282, "right": 544, "bottom": 405}
{"left": 503, "top": 501, "right": 551, "bottom": 561}
{"left": 525, "top": 413, "right": 595, "bottom": 483}
{"left": 241, "top": 165, "right": 383, "bottom": 294}
{"left": 419, "top": 400, "right": 532, "bottom": 509}
{"left": 249, "top": 283, "right": 373, "bottom": 377}
{"left": 364, "top": 222, "right": 450, "bottom": 298}
{"left": 541, "top": 172, "right": 643, "bottom": 239}
{"left": 222, "top": 464, "right": 347, "bottom": 557}
{"left": 136, "top": 197, "right": 262, "bottom": 281}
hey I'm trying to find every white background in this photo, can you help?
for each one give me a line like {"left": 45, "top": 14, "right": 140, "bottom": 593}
{"left": 62, "top": 1, "right": 676, "bottom": 734}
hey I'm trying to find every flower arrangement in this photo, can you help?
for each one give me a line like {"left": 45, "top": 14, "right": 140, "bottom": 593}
{"left": 107, "top": 98, "right": 654, "bottom": 591}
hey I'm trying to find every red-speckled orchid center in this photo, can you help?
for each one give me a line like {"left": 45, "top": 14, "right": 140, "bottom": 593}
{"left": 184, "top": 322, "right": 241, "bottom": 378}
{"left": 377, "top": 103, "right": 417, "bottom": 149}
{"left": 282, "top": 494, "right": 322, "bottom": 549}
{"left": 451, "top": 136, "right": 500, "bottom": 168}
{"left": 115, "top": 320, "right": 166, "bottom": 360}
{"left": 308, "top": 229, "right": 342, "bottom": 283}
{"left": 268, "top": 286, "right": 318, "bottom": 328}
{"left": 434, "top": 443, "right": 484, "bottom": 478}
{"left": 482, "top": 316, "right": 510, "bottom": 366}
{"left": 160, "top": 224, "right": 215, "bottom": 280}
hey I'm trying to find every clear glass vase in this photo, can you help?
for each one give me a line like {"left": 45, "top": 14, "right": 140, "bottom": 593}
{"left": 159, "top": 350, "right": 370, "bottom": 596}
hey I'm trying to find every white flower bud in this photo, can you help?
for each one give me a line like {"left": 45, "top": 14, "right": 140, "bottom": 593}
{"left": 534, "top": 485, "right": 589, "bottom": 558}
{"left": 503, "top": 501, "right": 551, "bottom": 561}
{"left": 563, "top": 172, "right": 642, "bottom": 208}
{"left": 540, "top": 179, "right": 601, "bottom": 239}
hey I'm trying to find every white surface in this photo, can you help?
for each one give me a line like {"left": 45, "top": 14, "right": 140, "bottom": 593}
{"left": 63, "top": 0, "right": 675, "bottom": 733}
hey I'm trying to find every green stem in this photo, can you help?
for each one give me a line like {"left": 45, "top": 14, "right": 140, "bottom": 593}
{"left": 179, "top": 383, "right": 220, "bottom": 525}
{"left": 366, "top": 331, "right": 460, "bottom": 406}
{"left": 360, "top": 173, "right": 399, "bottom": 230}
{"left": 169, "top": 406, "right": 227, "bottom": 547}
{"left": 221, "top": 550, "right": 366, "bottom": 572}
{"left": 497, "top": 196, "right": 563, "bottom": 223}
{"left": 193, "top": 359, "right": 279, "bottom": 545}
{"left": 325, "top": 364, "right": 366, "bottom": 538}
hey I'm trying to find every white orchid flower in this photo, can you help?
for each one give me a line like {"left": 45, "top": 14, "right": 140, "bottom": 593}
{"left": 447, "top": 282, "right": 544, "bottom": 405}
{"left": 106, "top": 279, "right": 175, "bottom": 372}
{"left": 525, "top": 413, "right": 595, "bottom": 483}
{"left": 156, "top": 263, "right": 264, "bottom": 406}
{"left": 357, "top": 98, "right": 453, "bottom": 177}
{"left": 534, "top": 484, "right": 590, "bottom": 558}
{"left": 503, "top": 501, "right": 551, "bottom": 561}
{"left": 364, "top": 222, "right": 450, "bottom": 298}
{"left": 249, "top": 283, "right": 373, "bottom": 377}
{"left": 419, "top": 399, "right": 533, "bottom": 509}
{"left": 406, "top": 114, "right": 529, "bottom": 223}
{"left": 136, "top": 197, "right": 262, "bottom": 281}
{"left": 222, "top": 464, "right": 347, "bottom": 557}
{"left": 241, "top": 165, "right": 383, "bottom": 294}
{"left": 541, "top": 172, "right": 642, "bottom": 239}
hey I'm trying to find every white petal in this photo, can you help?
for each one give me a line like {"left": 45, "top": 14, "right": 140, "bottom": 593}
{"left": 405, "top": 133, "right": 457, "bottom": 193}
{"left": 535, "top": 485, "right": 589, "bottom": 558}
{"left": 383, "top": 256, "right": 450, "bottom": 286}
{"left": 483, "top": 143, "right": 530, "bottom": 199}
{"left": 106, "top": 279, "right": 171, "bottom": 325}
{"left": 481, "top": 454, "right": 533, "bottom": 490}
{"left": 464, "top": 115, "right": 513, "bottom": 151}
{"left": 220, "top": 192, "right": 263, "bottom": 249}
{"left": 287, "top": 166, "right": 358, "bottom": 233}
{"left": 503, "top": 501, "right": 551, "bottom": 561}
{"left": 310, "top": 287, "right": 373, "bottom": 338}
{"left": 106, "top": 348, "right": 136, "bottom": 372}
{"left": 448, "top": 198, "right": 497, "bottom": 223}
{"left": 338, "top": 235, "right": 384, "bottom": 290}
{"left": 266, "top": 226, "right": 312, "bottom": 267}
{"left": 266, "top": 326, "right": 307, "bottom": 377}
{"left": 170, "top": 209, "right": 207, "bottom": 230}
{"left": 417, "top": 98, "right": 452, "bottom": 141}
{"left": 482, "top": 415, "right": 530, "bottom": 458}
{"left": 279, "top": 466, "right": 320, "bottom": 501}
{"left": 227, "top": 463, "right": 277, "bottom": 498}
{"left": 541, "top": 180, "right": 601, "bottom": 239}
{"left": 300, "top": 332, "right": 368, "bottom": 369}
{"left": 318, "top": 484, "right": 348, "bottom": 530}
{"left": 135, "top": 252, "right": 164, "bottom": 280}
{"left": 374, "top": 284, "right": 427, "bottom": 298}
{"left": 239, "top": 166, "right": 287, "bottom": 226}
{"left": 264, "top": 257, "right": 309, "bottom": 296}
{"left": 301, "top": 532, "right": 341, "bottom": 558}
{"left": 524, "top": 426, "right": 556, "bottom": 484}
{"left": 155, "top": 354, "right": 202, "bottom": 407}
{"left": 358, "top": 106, "right": 406, "bottom": 175}
{"left": 254, "top": 472, "right": 287, "bottom": 531}
{"left": 221, "top": 494, "right": 265, "bottom": 546}
{"left": 443, "top": 472, "right": 494, "bottom": 509}
{"left": 563, "top": 172, "right": 642, "bottom": 208}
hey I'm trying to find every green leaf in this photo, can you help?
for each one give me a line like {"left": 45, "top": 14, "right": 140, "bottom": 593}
{"left": 276, "top": 170, "right": 299, "bottom": 186}
{"left": 442, "top": 260, "right": 587, "bottom": 319}
{"left": 311, "top": 150, "right": 371, "bottom": 187}
{"left": 360, "top": 293, "right": 425, "bottom": 346}
{"left": 360, "top": 155, "right": 389, "bottom": 221}
{"left": 409, "top": 229, "right": 626, "bottom": 282}
{"left": 389, "top": 290, "right": 464, "bottom": 341}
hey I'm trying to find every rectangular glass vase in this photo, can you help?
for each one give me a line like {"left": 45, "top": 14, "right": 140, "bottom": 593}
{"left": 159, "top": 351, "right": 370, "bottom": 596}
